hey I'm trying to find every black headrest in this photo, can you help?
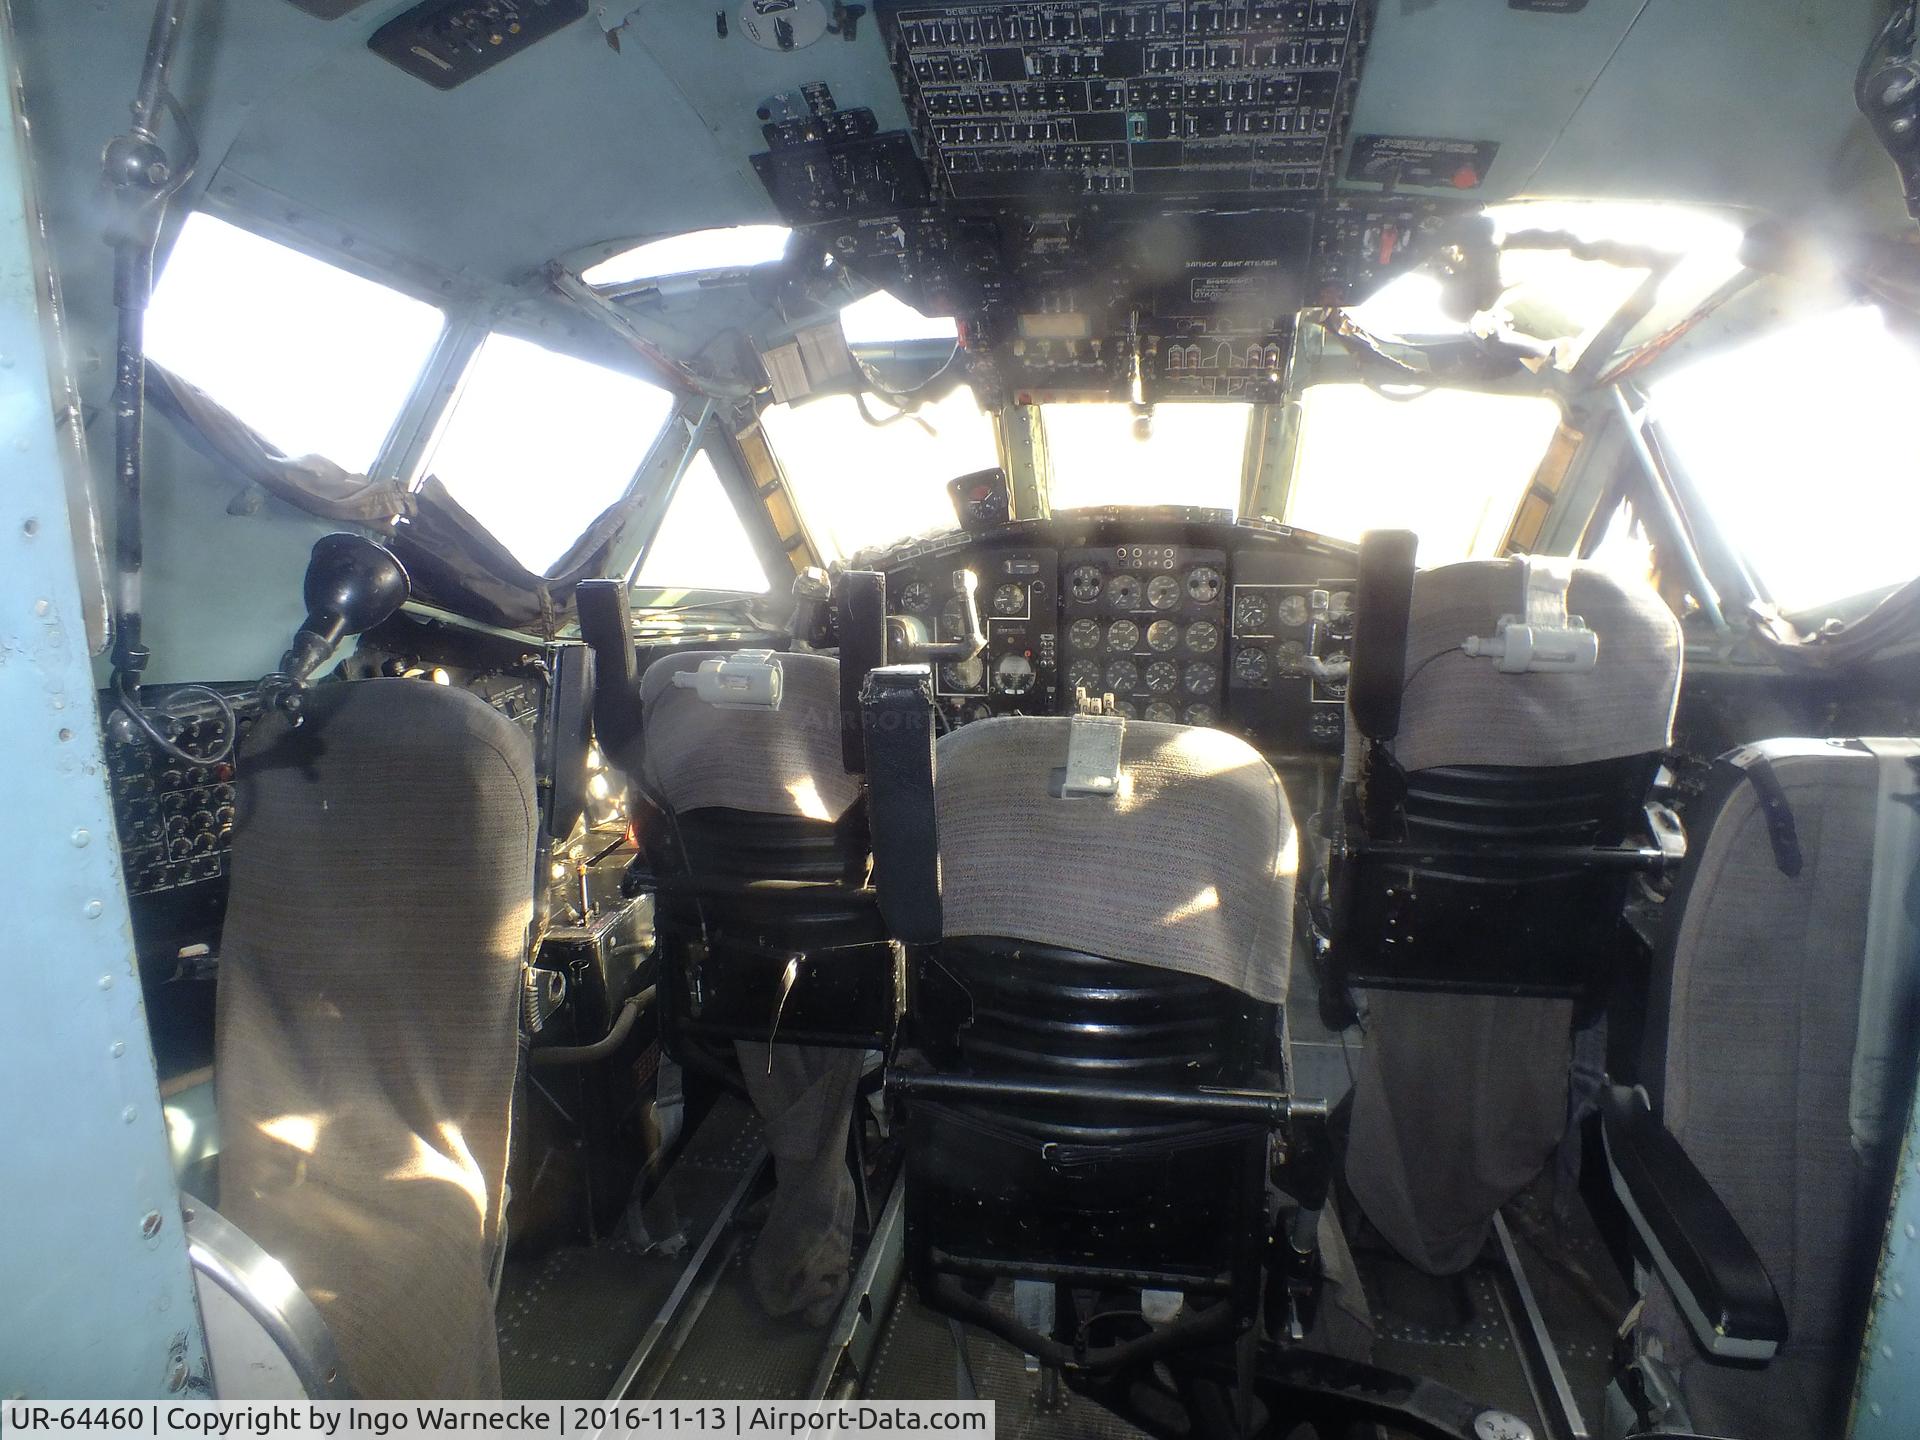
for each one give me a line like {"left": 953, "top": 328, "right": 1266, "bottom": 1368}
{"left": 836, "top": 570, "right": 888, "bottom": 774}
{"left": 1347, "top": 530, "right": 1419, "bottom": 743}
{"left": 575, "top": 579, "right": 641, "bottom": 769}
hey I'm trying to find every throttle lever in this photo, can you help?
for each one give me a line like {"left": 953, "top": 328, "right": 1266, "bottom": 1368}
{"left": 892, "top": 569, "right": 986, "bottom": 664}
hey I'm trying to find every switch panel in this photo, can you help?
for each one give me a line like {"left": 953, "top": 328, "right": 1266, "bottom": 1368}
{"left": 877, "top": 1, "right": 1373, "bottom": 200}
{"left": 369, "top": 0, "right": 589, "bottom": 91}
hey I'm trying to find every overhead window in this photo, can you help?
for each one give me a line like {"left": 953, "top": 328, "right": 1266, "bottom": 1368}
{"left": 420, "top": 333, "right": 675, "bottom": 576}
{"left": 146, "top": 212, "right": 446, "bottom": 472}
{"left": 632, "top": 450, "right": 771, "bottom": 594}
{"left": 759, "top": 387, "right": 999, "bottom": 562}
{"left": 582, "top": 225, "right": 792, "bottom": 287}
{"left": 1654, "top": 304, "right": 1920, "bottom": 616}
{"left": 1285, "top": 385, "right": 1562, "bottom": 564}
{"left": 1043, "top": 403, "right": 1250, "bottom": 513}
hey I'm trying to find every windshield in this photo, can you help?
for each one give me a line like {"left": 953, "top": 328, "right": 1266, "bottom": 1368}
{"left": 1042, "top": 403, "right": 1250, "bottom": 513}
{"left": 757, "top": 388, "right": 1000, "bottom": 562}
{"left": 1285, "top": 384, "right": 1562, "bottom": 564}
{"left": 1654, "top": 303, "right": 1920, "bottom": 617}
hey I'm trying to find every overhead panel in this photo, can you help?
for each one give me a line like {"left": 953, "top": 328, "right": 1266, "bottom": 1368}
{"left": 877, "top": 1, "right": 1371, "bottom": 201}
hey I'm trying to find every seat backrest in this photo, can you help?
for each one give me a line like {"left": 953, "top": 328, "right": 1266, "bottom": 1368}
{"left": 1649, "top": 739, "right": 1908, "bottom": 1370}
{"left": 1384, "top": 556, "right": 1682, "bottom": 776}
{"left": 216, "top": 679, "right": 537, "bottom": 1398}
{"left": 1334, "top": 555, "right": 1682, "bottom": 998}
{"left": 935, "top": 714, "right": 1297, "bottom": 1005}
{"left": 638, "top": 649, "right": 859, "bottom": 824}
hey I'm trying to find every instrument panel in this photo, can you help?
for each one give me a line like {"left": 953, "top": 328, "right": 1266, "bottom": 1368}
{"left": 867, "top": 509, "right": 1357, "bottom": 754}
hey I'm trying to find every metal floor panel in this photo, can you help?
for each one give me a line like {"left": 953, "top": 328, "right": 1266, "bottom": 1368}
{"left": 864, "top": 1292, "right": 1149, "bottom": 1439}
{"left": 654, "top": 1246, "right": 836, "bottom": 1399}
{"left": 498, "top": 1096, "right": 762, "bottom": 1399}
{"left": 1359, "top": 1254, "right": 1544, "bottom": 1430}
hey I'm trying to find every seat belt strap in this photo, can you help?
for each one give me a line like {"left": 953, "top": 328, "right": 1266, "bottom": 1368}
{"left": 1726, "top": 745, "right": 1804, "bottom": 877}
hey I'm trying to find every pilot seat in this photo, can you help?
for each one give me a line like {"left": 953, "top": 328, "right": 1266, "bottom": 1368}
{"left": 577, "top": 577, "right": 900, "bottom": 1325}
{"left": 211, "top": 535, "right": 540, "bottom": 1397}
{"left": 1318, "top": 532, "right": 1685, "bottom": 1276}
{"left": 853, "top": 670, "right": 1508, "bottom": 1436}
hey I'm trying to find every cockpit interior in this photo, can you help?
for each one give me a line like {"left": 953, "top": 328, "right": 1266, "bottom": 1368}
{"left": 5, "top": 2, "right": 1920, "bottom": 1437}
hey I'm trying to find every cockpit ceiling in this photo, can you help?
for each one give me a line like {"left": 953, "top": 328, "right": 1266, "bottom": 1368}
{"left": 16, "top": 0, "right": 1904, "bottom": 305}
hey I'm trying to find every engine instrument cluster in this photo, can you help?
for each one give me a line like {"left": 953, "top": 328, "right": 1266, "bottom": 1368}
{"left": 867, "top": 509, "right": 1355, "bottom": 754}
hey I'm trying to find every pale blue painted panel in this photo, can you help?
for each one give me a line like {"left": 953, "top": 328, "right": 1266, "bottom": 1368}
{"left": 0, "top": 8, "right": 207, "bottom": 1396}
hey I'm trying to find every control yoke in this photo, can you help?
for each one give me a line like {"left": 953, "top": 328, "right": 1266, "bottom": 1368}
{"left": 886, "top": 568, "right": 986, "bottom": 665}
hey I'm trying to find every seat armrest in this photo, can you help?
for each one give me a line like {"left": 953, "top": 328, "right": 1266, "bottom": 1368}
{"left": 1601, "top": 1084, "right": 1787, "bottom": 1361}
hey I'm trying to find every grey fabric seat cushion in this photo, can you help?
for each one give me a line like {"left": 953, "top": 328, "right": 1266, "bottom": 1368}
{"left": 1391, "top": 558, "right": 1682, "bottom": 773}
{"left": 639, "top": 651, "right": 858, "bottom": 822}
{"left": 1646, "top": 741, "right": 1886, "bottom": 1432}
{"left": 216, "top": 680, "right": 537, "bottom": 1399}
{"left": 935, "top": 716, "right": 1296, "bottom": 1003}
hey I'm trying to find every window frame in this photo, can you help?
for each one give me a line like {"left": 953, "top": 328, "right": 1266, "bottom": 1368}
{"left": 623, "top": 413, "right": 794, "bottom": 604}
{"left": 149, "top": 204, "right": 459, "bottom": 479}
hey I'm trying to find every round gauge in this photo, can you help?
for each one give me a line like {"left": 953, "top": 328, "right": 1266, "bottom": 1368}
{"left": 1146, "top": 619, "right": 1180, "bottom": 652}
{"left": 1234, "top": 646, "right": 1271, "bottom": 683}
{"left": 1147, "top": 574, "right": 1182, "bottom": 610}
{"left": 992, "top": 582, "right": 1027, "bottom": 617}
{"left": 1185, "top": 621, "right": 1220, "bottom": 654}
{"left": 1321, "top": 650, "right": 1350, "bottom": 697}
{"left": 1186, "top": 565, "right": 1224, "bottom": 603}
{"left": 1235, "top": 592, "right": 1271, "bottom": 632}
{"left": 1143, "top": 701, "right": 1178, "bottom": 723}
{"left": 1107, "top": 619, "right": 1140, "bottom": 652}
{"left": 1107, "top": 573, "right": 1142, "bottom": 609}
{"left": 1277, "top": 594, "right": 1310, "bottom": 627}
{"left": 1106, "top": 659, "right": 1140, "bottom": 693}
{"left": 1069, "top": 617, "right": 1102, "bottom": 650}
{"left": 1068, "top": 564, "right": 1104, "bottom": 603}
{"left": 961, "top": 700, "right": 993, "bottom": 723}
{"left": 1066, "top": 658, "right": 1102, "bottom": 693}
{"left": 1328, "top": 590, "right": 1354, "bottom": 625}
{"left": 1184, "top": 662, "right": 1219, "bottom": 695}
{"left": 1113, "top": 700, "right": 1138, "bottom": 720}
{"left": 899, "top": 580, "right": 933, "bottom": 614}
{"left": 994, "top": 653, "right": 1036, "bottom": 695}
{"left": 1183, "top": 703, "right": 1217, "bottom": 727}
{"left": 1274, "top": 639, "right": 1309, "bottom": 676}
{"left": 939, "top": 657, "right": 985, "bottom": 692}
{"left": 1145, "top": 659, "right": 1180, "bottom": 693}
{"left": 940, "top": 596, "right": 967, "bottom": 640}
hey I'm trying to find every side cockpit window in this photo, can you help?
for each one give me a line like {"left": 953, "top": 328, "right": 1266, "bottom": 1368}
{"left": 147, "top": 212, "right": 447, "bottom": 471}
{"left": 418, "top": 333, "right": 675, "bottom": 576}
{"left": 632, "top": 449, "right": 772, "bottom": 595}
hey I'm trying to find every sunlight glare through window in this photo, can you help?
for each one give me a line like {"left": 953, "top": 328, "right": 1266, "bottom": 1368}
{"left": 633, "top": 450, "right": 771, "bottom": 594}
{"left": 147, "top": 212, "right": 446, "bottom": 471}
{"left": 1654, "top": 304, "right": 1920, "bottom": 615}
{"left": 1286, "top": 385, "right": 1561, "bottom": 563}
{"left": 840, "top": 290, "right": 959, "bottom": 343}
{"left": 582, "top": 225, "right": 792, "bottom": 287}
{"left": 421, "top": 333, "right": 674, "bottom": 576}
{"left": 760, "top": 388, "right": 998, "bottom": 561}
{"left": 1043, "top": 403, "right": 1248, "bottom": 512}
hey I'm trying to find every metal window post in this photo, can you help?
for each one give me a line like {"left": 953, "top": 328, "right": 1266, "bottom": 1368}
{"left": 0, "top": 5, "right": 207, "bottom": 1397}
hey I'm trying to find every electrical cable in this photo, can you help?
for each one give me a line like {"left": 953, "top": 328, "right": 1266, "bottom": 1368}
{"left": 112, "top": 672, "right": 238, "bottom": 766}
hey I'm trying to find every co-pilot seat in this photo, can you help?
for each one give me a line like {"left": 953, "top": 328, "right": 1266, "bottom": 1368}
{"left": 1324, "top": 533, "right": 1685, "bottom": 1276}
{"left": 1603, "top": 737, "right": 1920, "bottom": 1439}
{"left": 215, "top": 537, "right": 539, "bottom": 1398}
{"left": 576, "top": 579, "right": 896, "bottom": 1325}
{"left": 864, "top": 676, "right": 1371, "bottom": 1399}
